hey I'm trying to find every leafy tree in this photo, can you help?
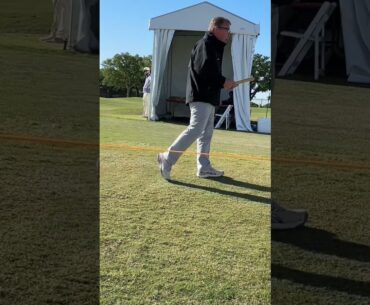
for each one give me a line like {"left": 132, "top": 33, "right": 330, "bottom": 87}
{"left": 141, "top": 55, "right": 152, "bottom": 71}
{"left": 101, "top": 53, "right": 152, "bottom": 97}
{"left": 99, "top": 69, "right": 104, "bottom": 86}
{"left": 101, "top": 53, "right": 142, "bottom": 97}
{"left": 250, "top": 54, "right": 271, "bottom": 100}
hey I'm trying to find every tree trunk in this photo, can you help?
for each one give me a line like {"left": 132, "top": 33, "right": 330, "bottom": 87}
{"left": 126, "top": 87, "right": 131, "bottom": 97}
{"left": 134, "top": 87, "right": 139, "bottom": 97}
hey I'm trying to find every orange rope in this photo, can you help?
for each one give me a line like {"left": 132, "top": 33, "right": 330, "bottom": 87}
{"left": 1, "top": 133, "right": 370, "bottom": 171}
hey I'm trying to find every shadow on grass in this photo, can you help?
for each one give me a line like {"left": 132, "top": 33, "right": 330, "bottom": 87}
{"left": 169, "top": 179, "right": 271, "bottom": 205}
{"left": 272, "top": 226, "right": 370, "bottom": 263}
{"left": 272, "top": 264, "right": 370, "bottom": 298}
{"left": 209, "top": 176, "right": 271, "bottom": 192}
{"left": 272, "top": 226, "right": 370, "bottom": 298}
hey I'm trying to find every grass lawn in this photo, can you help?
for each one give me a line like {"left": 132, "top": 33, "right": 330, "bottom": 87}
{"left": 100, "top": 97, "right": 271, "bottom": 305}
{"left": 0, "top": 0, "right": 53, "bottom": 34}
{"left": 100, "top": 97, "right": 270, "bottom": 127}
{"left": 272, "top": 79, "right": 370, "bottom": 305}
{"left": 1, "top": 2, "right": 99, "bottom": 304}
{"left": 251, "top": 107, "right": 271, "bottom": 122}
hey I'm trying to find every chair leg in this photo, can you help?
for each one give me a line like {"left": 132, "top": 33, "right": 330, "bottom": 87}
{"left": 321, "top": 27, "right": 325, "bottom": 74}
{"left": 314, "top": 32, "right": 319, "bottom": 80}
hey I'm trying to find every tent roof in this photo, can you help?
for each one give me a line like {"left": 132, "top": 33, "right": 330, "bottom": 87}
{"left": 149, "top": 1, "right": 260, "bottom": 35}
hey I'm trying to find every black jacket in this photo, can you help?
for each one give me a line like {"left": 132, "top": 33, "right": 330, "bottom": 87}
{"left": 186, "top": 32, "right": 226, "bottom": 106}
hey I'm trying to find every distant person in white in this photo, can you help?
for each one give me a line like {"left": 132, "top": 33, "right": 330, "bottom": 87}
{"left": 143, "top": 67, "right": 151, "bottom": 118}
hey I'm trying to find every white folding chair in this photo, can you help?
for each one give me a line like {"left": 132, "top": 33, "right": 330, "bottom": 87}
{"left": 215, "top": 105, "right": 233, "bottom": 130}
{"left": 278, "top": 1, "right": 337, "bottom": 80}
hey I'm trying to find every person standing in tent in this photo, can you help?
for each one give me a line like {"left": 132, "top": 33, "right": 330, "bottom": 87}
{"left": 143, "top": 67, "right": 151, "bottom": 118}
{"left": 157, "top": 17, "right": 238, "bottom": 180}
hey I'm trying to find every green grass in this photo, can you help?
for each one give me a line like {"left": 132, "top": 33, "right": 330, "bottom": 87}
{"left": 0, "top": 0, "right": 53, "bottom": 34}
{"left": 100, "top": 97, "right": 271, "bottom": 305}
{"left": 272, "top": 79, "right": 370, "bottom": 305}
{"left": 251, "top": 107, "right": 271, "bottom": 121}
{"left": 1, "top": 3, "right": 99, "bottom": 304}
{"left": 0, "top": 33, "right": 98, "bottom": 140}
{"left": 100, "top": 97, "right": 271, "bottom": 127}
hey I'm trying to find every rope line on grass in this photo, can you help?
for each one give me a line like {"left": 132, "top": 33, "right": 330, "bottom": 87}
{"left": 0, "top": 133, "right": 268, "bottom": 162}
{"left": 1, "top": 133, "right": 370, "bottom": 172}
{"left": 102, "top": 143, "right": 270, "bottom": 162}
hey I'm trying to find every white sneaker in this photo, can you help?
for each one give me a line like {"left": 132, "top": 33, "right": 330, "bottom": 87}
{"left": 272, "top": 202, "right": 308, "bottom": 230}
{"left": 197, "top": 166, "right": 224, "bottom": 178}
{"left": 157, "top": 153, "right": 171, "bottom": 180}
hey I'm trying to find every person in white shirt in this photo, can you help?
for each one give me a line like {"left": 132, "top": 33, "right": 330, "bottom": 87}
{"left": 142, "top": 67, "right": 151, "bottom": 118}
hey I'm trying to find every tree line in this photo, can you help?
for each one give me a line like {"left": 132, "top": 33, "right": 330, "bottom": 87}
{"left": 100, "top": 52, "right": 271, "bottom": 99}
{"left": 100, "top": 53, "right": 152, "bottom": 98}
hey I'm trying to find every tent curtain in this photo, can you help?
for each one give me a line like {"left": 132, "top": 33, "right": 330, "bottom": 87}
{"left": 68, "top": 0, "right": 98, "bottom": 53}
{"left": 51, "top": 0, "right": 71, "bottom": 40}
{"left": 231, "top": 34, "right": 257, "bottom": 131}
{"left": 149, "top": 29, "right": 175, "bottom": 120}
{"left": 47, "top": 0, "right": 98, "bottom": 53}
{"left": 339, "top": 0, "right": 370, "bottom": 84}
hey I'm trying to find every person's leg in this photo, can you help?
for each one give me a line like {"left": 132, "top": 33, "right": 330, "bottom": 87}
{"left": 196, "top": 104, "right": 215, "bottom": 172}
{"left": 165, "top": 102, "right": 211, "bottom": 166}
{"left": 142, "top": 94, "right": 146, "bottom": 117}
{"left": 158, "top": 102, "right": 212, "bottom": 180}
{"left": 146, "top": 93, "right": 151, "bottom": 117}
{"left": 143, "top": 93, "right": 149, "bottom": 117}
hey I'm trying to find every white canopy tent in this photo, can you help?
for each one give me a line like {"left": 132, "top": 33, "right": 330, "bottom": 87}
{"left": 148, "top": 1, "right": 260, "bottom": 131}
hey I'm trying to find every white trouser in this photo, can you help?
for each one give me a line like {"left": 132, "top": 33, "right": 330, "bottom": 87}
{"left": 165, "top": 102, "right": 215, "bottom": 171}
{"left": 143, "top": 93, "right": 150, "bottom": 117}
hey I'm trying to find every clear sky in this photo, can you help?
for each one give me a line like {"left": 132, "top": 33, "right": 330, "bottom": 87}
{"left": 100, "top": 0, "right": 271, "bottom": 63}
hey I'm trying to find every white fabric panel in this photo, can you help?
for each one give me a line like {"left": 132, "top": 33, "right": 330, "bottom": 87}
{"left": 67, "top": 0, "right": 83, "bottom": 49}
{"left": 149, "top": 29, "right": 175, "bottom": 120}
{"left": 51, "top": 0, "right": 71, "bottom": 40}
{"left": 231, "top": 34, "right": 257, "bottom": 131}
{"left": 48, "top": 0, "right": 97, "bottom": 53}
{"left": 67, "top": 0, "right": 98, "bottom": 52}
{"left": 149, "top": 2, "right": 259, "bottom": 35}
{"left": 74, "top": 0, "right": 99, "bottom": 52}
{"left": 221, "top": 42, "right": 234, "bottom": 102}
{"left": 339, "top": 0, "right": 370, "bottom": 84}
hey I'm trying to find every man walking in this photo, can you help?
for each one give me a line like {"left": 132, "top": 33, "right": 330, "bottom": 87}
{"left": 157, "top": 17, "right": 237, "bottom": 180}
